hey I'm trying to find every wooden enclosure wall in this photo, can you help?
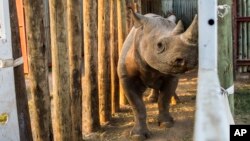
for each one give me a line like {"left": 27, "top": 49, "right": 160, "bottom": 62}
{"left": 234, "top": 0, "right": 250, "bottom": 72}
{"left": 21, "top": 0, "right": 134, "bottom": 140}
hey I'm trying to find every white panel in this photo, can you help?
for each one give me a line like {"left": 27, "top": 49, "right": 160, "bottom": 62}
{"left": 198, "top": 0, "right": 218, "bottom": 70}
{"left": 0, "top": 0, "right": 20, "bottom": 141}
{"left": 194, "top": 0, "right": 234, "bottom": 141}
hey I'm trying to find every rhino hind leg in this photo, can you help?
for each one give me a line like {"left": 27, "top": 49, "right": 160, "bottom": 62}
{"left": 120, "top": 78, "right": 151, "bottom": 140}
{"left": 148, "top": 89, "right": 180, "bottom": 105}
{"left": 147, "top": 89, "right": 159, "bottom": 103}
{"left": 157, "top": 76, "right": 178, "bottom": 128}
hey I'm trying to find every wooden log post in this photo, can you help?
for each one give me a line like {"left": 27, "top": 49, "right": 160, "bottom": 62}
{"left": 67, "top": 0, "right": 82, "bottom": 140}
{"left": 82, "top": 0, "right": 100, "bottom": 134}
{"left": 8, "top": 0, "right": 33, "bottom": 140}
{"left": 110, "top": 0, "right": 120, "bottom": 114}
{"left": 98, "top": 0, "right": 111, "bottom": 124}
{"left": 117, "top": 0, "right": 128, "bottom": 106}
{"left": 23, "top": 0, "right": 52, "bottom": 140}
{"left": 134, "top": 0, "right": 142, "bottom": 13}
{"left": 126, "top": 0, "right": 134, "bottom": 33}
{"left": 49, "top": 0, "right": 72, "bottom": 140}
{"left": 217, "top": 0, "right": 234, "bottom": 115}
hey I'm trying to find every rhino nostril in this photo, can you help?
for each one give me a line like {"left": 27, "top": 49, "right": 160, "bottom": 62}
{"left": 174, "top": 58, "right": 185, "bottom": 66}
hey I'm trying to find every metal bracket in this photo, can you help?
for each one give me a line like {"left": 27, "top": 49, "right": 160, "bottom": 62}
{"left": 0, "top": 57, "right": 23, "bottom": 68}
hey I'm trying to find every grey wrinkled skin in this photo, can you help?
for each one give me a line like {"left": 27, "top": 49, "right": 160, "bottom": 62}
{"left": 117, "top": 10, "right": 198, "bottom": 141}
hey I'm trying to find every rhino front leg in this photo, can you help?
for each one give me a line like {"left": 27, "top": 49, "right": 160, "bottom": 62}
{"left": 120, "top": 78, "right": 151, "bottom": 140}
{"left": 158, "top": 76, "right": 178, "bottom": 128}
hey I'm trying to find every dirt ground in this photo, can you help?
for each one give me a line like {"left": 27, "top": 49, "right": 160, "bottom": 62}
{"left": 82, "top": 70, "right": 250, "bottom": 141}
{"left": 83, "top": 70, "right": 198, "bottom": 141}
{"left": 25, "top": 69, "right": 249, "bottom": 141}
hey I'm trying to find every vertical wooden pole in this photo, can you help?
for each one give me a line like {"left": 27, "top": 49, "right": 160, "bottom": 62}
{"left": 8, "top": 0, "right": 33, "bottom": 140}
{"left": 217, "top": 0, "right": 234, "bottom": 115}
{"left": 43, "top": 0, "right": 51, "bottom": 67}
{"left": 141, "top": 0, "right": 146, "bottom": 14}
{"left": 82, "top": 0, "right": 100, "bottom": 134}
{"left": 23, "top": 0, "right": 52, "bottom": 140}
{"left": 50, "top": 0, "right": 72, "bottom": 140}
{"left": 110, "top": 0, "right": 120, "bottom": 114}
{"left": 126, "top": 0, "right": 134, "bottom": 33}
{"left": 117, "top": 0, "right": 128, "bottom": 106}
{"left": 134, "top": 0, "right": 142, "bottom": 13}
{"left": 98, "top": 0, "right": 111, "bottom": 124}
{"left": 67, "top": 0, "right": 82, "bottom": 140}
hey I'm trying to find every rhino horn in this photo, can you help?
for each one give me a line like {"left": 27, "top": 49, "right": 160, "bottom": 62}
{"left": 171, "top": 20, "right": 184, "bottom": 35}
{"left": 129, "top": 9, "right": 148, "bottom": 28}
{"left": 181, "top": 15, "right": 198, "bottom": 45}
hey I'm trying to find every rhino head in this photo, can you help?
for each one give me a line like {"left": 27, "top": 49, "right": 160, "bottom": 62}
{"left": 131, "top": 10, "right": 198, "bottom": 74}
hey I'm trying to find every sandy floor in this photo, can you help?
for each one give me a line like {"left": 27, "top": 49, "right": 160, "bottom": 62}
{"left": 25, "top": 70, "right": 249, "bottom": 141}
{"left": 83, "top": 70, "right": 198, "bottom": 141}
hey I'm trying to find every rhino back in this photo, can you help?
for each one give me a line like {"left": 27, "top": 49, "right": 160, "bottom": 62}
{"left": 117, "top": 27, "right": 139, "bottom": 77}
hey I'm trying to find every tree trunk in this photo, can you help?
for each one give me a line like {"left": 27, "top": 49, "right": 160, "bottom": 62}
{"left": 218, "top": 0, "right": 234, "bottom": 115}
{"left": 117, "top": 0, "right": 128, "bottom": 106}
{"left": 67, "top": 0, "right": 82, "bottom": 140}
{"left": 82, "top": 0, "right": 100, "bottom": 134}
{"left": 110, "top": 0, "right": 120, "bottom": 114}
{"left": 23, "top": 0, "right": 52, "bottom": 140}
{"left": 9, "top": 0, "right": 33, "bottom": 141}
{"left": 49, "top": 0, "right": 72, "bottom": 140}
{"left": 98, "top": 0, "right": 111, "bottom": 124}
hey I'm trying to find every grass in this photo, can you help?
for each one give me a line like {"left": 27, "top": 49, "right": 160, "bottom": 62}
{"left": 234, "top": 88, "right": 250, "bottom": 124}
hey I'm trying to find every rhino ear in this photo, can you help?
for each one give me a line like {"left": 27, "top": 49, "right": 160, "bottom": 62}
{"left": 167, "top": 15, "right": 176, "bottom": 23}
{"left": 181, "top": 15, "right": 198, "bottom": 45}
{"left": 171, "top": 20, "right": 184, "bottom": 35}
{"left": 129, "top": 9, "right": 148, "bottom": 28}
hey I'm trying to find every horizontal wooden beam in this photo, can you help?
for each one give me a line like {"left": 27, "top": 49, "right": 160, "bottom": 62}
{"left": 236, "top": 17, "right": 250, "bottom": 22}
{"left": 236, "top": 60, "right": 250, "bottom": 66}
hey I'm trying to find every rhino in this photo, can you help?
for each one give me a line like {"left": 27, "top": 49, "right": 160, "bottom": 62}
{"left": 117, "top": 9, "right": 198, "bottom": 140}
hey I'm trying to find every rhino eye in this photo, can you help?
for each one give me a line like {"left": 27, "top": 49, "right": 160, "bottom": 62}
{"left": 156, "top": 42, "right": 165, "bottom": 53}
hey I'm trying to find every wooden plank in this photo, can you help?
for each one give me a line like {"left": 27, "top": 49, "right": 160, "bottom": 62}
{"left": 82, "top": 0, "right": 100, "bottom": 134}
{"left": 23, "top": 0, "right": 52, "bottom": 140}
{"left": 49, "top": 0, "right": 72, "bottom": 140}
{"left": 67, "top": 0, "right": 82, "bottom": 140}
{"left": 16, "top": 0, "right": 29, "bottom": 73}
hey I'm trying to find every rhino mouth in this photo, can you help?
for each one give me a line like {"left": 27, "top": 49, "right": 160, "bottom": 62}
{"left": 156, "top": 64, "right": 188, "bottom": 75}
{"left": 170, "top": 65, "right": 188, "bottom": 74}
